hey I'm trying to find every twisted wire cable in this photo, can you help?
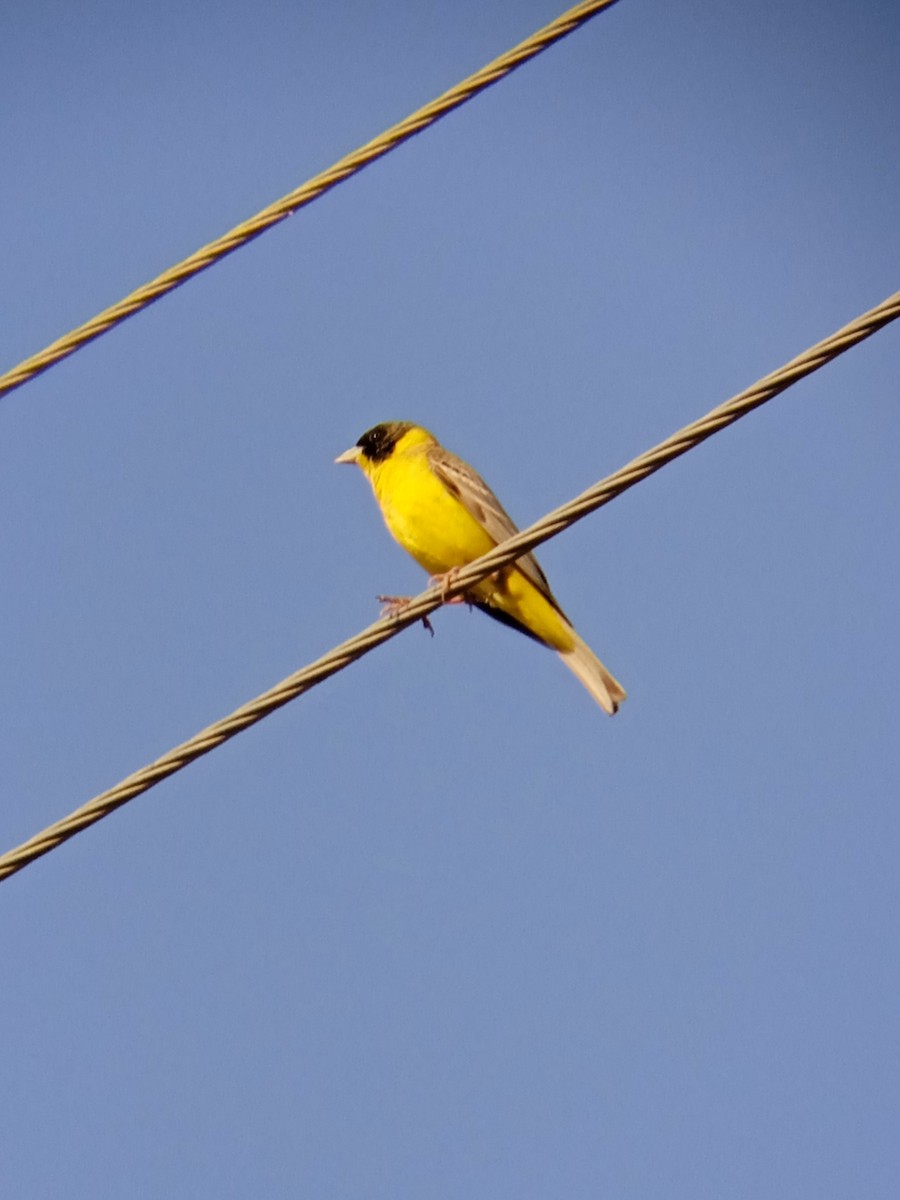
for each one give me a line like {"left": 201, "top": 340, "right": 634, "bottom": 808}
{"left": 1, "top": 288, "right": 896, "bottom": 883}
{"left": 0, "top": 0, "right": 620, "bottom": 401}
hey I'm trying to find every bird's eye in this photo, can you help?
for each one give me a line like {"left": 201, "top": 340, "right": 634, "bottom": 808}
{"left": 358, "top": 424, "right": 391, "bottom": 460}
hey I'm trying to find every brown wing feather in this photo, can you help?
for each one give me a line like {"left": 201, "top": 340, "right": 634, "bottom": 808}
{"left": 427, "top": 445, "right": 566, "bottom": 615}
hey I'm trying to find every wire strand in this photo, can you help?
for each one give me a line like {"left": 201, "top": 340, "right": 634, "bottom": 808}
{"left": 0, "top": 0, "right": 620, "bottom": 402}
{"left": 1, "top": 288, "right": 897, "bottom": 883}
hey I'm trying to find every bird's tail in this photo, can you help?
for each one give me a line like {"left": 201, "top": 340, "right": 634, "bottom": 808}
{"left": 558, "top": 632, "right": 627, "bottom": 716}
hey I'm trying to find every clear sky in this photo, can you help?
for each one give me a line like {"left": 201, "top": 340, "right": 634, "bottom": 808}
{"left": 3, "top": 2, "right": 899, "bottom": 1196}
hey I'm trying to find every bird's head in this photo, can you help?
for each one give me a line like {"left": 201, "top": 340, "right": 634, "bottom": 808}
{"left": 335, "top": 422, "right": 433, "bottom": 475}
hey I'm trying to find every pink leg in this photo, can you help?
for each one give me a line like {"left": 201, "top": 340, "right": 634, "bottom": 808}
{"left": 376, "top": 595, "right": 434, "bottom": 637}
{"left": 428, "top": 568, "right": 472, "bottom": 605}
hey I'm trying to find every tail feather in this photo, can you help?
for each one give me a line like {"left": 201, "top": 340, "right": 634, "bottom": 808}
{"left": 558, "top": 633, "right": 627, "bottom": 716}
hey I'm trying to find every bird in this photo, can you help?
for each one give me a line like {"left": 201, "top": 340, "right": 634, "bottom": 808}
{"left": 335, "top": 422, "right": 626, "bottom": 715}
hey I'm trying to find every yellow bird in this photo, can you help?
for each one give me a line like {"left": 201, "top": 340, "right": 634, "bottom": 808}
{"left": 336, "top": 423, "right": 626, "bottom": 715}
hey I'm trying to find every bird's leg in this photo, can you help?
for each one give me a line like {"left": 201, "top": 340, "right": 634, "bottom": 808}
{"left": 377, "top": 595, "right": 434, "bottom": 637}
{"left": 429, "top": 567, "right": 485, "bottom": 613}
{"left": 428, "top": 568, "right": 475, "bottom": 608}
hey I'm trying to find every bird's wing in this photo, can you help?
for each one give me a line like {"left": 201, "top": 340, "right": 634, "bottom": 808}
{"left": 428, "top": 445, "right": 563, "bottom": 609}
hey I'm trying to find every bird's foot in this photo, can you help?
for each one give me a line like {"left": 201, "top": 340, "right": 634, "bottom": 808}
{"left": 428, "top": 569, "right": 474, "bottom": 607}
{"left": 377, "top": 595, "right": 434, "bottom": 637}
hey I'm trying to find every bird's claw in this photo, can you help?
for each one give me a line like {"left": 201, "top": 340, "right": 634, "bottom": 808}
{"left": 377, "top": 595, "right": 435, "bottom": 637}
{"left": 428, "top": 569, "right": 474, "bottom": 607}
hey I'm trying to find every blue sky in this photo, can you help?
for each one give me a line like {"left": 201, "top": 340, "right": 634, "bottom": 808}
{"left": 3, "top": 2, "right": 899, "bottom": 1196}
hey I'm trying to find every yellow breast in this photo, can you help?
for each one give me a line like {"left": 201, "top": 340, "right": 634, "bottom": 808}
{"left": 368, "top": 445, "right": 495, "bottom": 577}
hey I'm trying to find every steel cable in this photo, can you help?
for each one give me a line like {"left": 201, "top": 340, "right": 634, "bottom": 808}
{"left": 2, "top": 288, "right": 896, "bottom": 882}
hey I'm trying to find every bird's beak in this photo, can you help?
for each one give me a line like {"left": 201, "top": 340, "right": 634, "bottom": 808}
{"left": 334, "top": 446, "right": 361, "bottom": 466}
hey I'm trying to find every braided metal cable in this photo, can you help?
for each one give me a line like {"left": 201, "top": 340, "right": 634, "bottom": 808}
{"left": 0, "top": 0, "right": 620, "bottom": 401}
{"left": 1, "top": 288, "right": 896, "bottom": 883}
